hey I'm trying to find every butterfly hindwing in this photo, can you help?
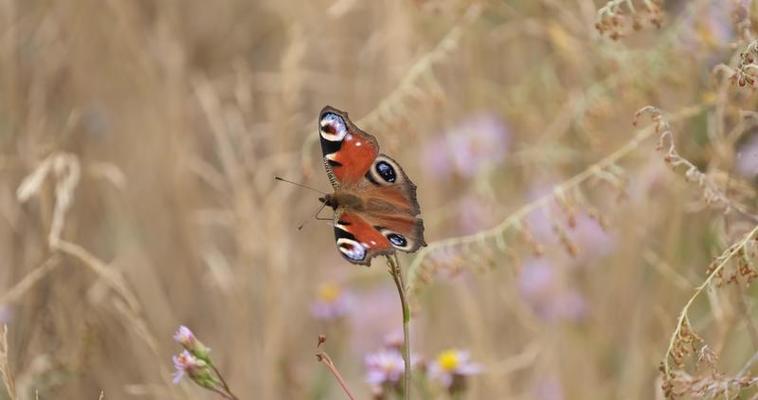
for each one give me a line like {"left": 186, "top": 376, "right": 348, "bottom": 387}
{"left": 333, "top": 211, "right": 393, "bottom": 266}
{"left": 319, "top": 106, "right": 379, "bottom": 188}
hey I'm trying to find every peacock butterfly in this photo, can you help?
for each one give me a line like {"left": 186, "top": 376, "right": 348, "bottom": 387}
{"left": 317, "top": 105, "right": 426, "bottom": 266}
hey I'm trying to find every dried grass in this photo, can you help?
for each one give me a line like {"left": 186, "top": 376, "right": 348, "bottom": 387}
{"left": 1, "top": 0, "right": 758, "bottom": 399}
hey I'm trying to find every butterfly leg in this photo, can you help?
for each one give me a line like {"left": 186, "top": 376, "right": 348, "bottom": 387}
{"left": 298, "top": 202, "right": 332, "bottom": 230}
{"left": 313, "top": 202, "right": 332, "bottom": 221}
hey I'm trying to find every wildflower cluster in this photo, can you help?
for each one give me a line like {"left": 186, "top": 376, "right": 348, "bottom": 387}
{"left": 171, "top": 326, "right": 238, "bottom": 400}
{"left": 364, "top": 341, "right": 481, "bottom": 399}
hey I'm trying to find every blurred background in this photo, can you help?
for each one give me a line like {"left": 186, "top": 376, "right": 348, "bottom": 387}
{"left": 1, "top": 0, "right": 758, "bottom": 399}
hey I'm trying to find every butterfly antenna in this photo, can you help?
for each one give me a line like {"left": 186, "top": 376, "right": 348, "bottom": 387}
{"left": 298, "top": 201, "right": 329, "bottom": 231}
{"left": 274, "top": 176, "right": 327, "bottom": 195}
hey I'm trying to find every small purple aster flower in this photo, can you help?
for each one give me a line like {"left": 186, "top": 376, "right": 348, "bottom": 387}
{"left": 382, "top": 330, "right": 405, "bottom": 351}
{"left": 518, "top": 259, "right": 587, "bottom": 322}
{"left": 0, "top": 306, "right": 13, "bottom": 324}
{"left": 174, "top": 325, "right": 195, "bottom": 347}
{"left": 423, "top": 113, "right": 510, "bottom": 179}
{"left": 736, "top": 133, "right": 758, "bottom": 182}
{"left": 173, "top": 325, "right": 210, "bottom": 360}
{"left": 428, "top": 349, "right": 481, "bottom": 392}
{"left": 172, "top": 350, "right": 205, "bottom": 384}
{"left": 365, "top": 348, "right": 405, "bottom": 387}
{"left": 310, "top": 282, "right": 352, "bottom": 321}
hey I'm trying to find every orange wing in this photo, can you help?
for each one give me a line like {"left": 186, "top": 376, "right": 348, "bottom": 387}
{"left": 319, "top": 106, "right": 379, "bottom": 188}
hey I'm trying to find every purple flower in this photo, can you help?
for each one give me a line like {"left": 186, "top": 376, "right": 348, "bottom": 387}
{"left": 173, "top": 325, "right": 210, "bottom": 360}
{"left": 457, "top": 195, "right": 497, "bottom": 234}
{"left": 172, "top": 350, "right": 205, "bottom": 384}
{"left": 525, "top": 185, "right": 615, "bottom": 263}
{"left": 518, "top": 259, "right": 587, "bottom": 322}
{"left": 423, "top": 113, "right": 510, "bottom": 179}
{"left": 349, "top": 287, "right": 399, "bottom": 352}
{"left": 428, "top": 349, "right": 481, "bottom": 390}
{"left": 0, "top": 306, "right": 12, "bottom": 324}
{"left": 382, "top": 330, "right": 405, "bottom": 351}
{"left": 532, "top": 373, "right": 564, "bottom": 400}
{"left": 365, "top": 349, "right": 405, "bottom": 387}
{"left": 310, "top": 282, "right": 353, "bottom": 321}
{"left": 174, "top": 325, "right": 195, "bottom": 347}
{"left": 736, "top": 133, "right": 758, "bottom": 181}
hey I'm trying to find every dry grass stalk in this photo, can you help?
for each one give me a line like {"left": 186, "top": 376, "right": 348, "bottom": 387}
{"left": 0, "top": 325, "right": 16, "bottom": 400}
{"left": 636, "top": 106, "right": 758, "bottom": 223}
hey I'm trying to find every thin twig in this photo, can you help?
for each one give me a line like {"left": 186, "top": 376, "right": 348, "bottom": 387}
{"left": 0, "top": 255, "right": 59, "bottom": 306}
{"left": 315, "top": 351, "right": 356, "bottom": 400}
{"left": 388, "top": 254, "right": 411, "bottom": 400}
{"left": 210, "top": 364, "right": 239, "bottom": 400}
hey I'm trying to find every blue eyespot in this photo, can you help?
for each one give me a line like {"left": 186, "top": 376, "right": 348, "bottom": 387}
{"left": 387, "top": 233, "right": 407, "bottom": 247}
{"left": 375, "top": 161, "right": 396, "bottom": 183}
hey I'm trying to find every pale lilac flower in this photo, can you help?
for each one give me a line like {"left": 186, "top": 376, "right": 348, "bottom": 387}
{"left": 174, "top": 325, "right": 195, "bottom": 347}
{"left": 382, "top": 330, "right": 405, "bottom": 351}
{"left": 457, "top": 195, "right": 497, "bottom": 234}
{"left": 736, "top": 133, "right": 758, "bottom": 181}
{"left": 365, "top": 349, "right": 405, "bottom": 387}
{"left": 533, "top": 373, "right": 564, "bottom": 400}
{"left": 310, "top": 282, "right": 353, "bottom": 321}
{"left": 173, "top": 325, "right": 210, "bottom": 360}
{"left": 518, "top": 259, "right": 587, "bottom": 322}
{"left": 525, "top": 185, "right": 615, "bottom": 263}
{"left": 172, "top": 350, "right": 205, "bottom": 384}
{"left": 423, "top": 113, "right": 510, "bottom": 179}
{"left": 428, "top": 349, "right": 481, "bottom": 390}
{"left": 0, "top": 306, "right": 12, "bottom": 324}
{"left": 681, "top": 1, "right": 734, "bottom": 52}
{"left": 349, "top": 287, "right": 399, "bottom": 352}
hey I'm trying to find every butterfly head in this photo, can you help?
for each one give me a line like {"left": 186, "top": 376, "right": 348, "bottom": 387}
{"left": 319, "top": 192, "right": 363, "bottom": 211}
{"left": 319, "top": 194, "right": 336, "bottom": 209}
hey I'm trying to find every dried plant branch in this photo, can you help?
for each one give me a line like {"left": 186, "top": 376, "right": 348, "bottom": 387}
{"left": 406, "top": 103, "right": 706, "bottom": 293}
{"left": 661, "top": 224, "right": 758, "bottom": 377}
{"left": 595, "top": 0, "right": 664, "bottom": 39}
{"left": 636, "top": 106, "right": 758, "bottom": 223}
{"left": 315, "top": 337, "right": 356, "bottom": 400}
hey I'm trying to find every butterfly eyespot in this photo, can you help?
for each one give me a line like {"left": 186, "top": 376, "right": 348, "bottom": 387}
{"left": 320, "top": 113, "right": 348, "bottom": 141}
{"left": 387, "top": 233, "right": 407, "bottom": 247}
{"left": 337, "top": 238, "right": 367, "bottom": 262}
{"left": 379, "top": 228, "right": 414, "bottom": 251}
{"left": 368, "top": 156, "right": 401, "bottom": 186}
{"left": 375, "top": 161, "right": 396, "bottom": 183}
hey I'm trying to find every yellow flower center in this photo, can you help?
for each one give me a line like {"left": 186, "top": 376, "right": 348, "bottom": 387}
{"left": 437, "top": 350, "right": 460, "bottom": 372}
{"left": 318, "top": 283, "right": 341, "bottom": 303}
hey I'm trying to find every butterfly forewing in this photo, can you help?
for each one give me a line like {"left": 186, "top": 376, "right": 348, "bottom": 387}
{"left": 319, "top": 106, "right": 379, "bottom": 188}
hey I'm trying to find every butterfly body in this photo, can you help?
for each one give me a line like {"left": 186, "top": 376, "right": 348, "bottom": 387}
{"left": 318, "top": 106, "right": 426, "bottom": 266}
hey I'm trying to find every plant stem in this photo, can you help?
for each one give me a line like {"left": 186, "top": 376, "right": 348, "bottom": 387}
{"left": 210, "top": 363, "right": 239, "bottom": 400}
{"left": 315, "top": 351, "right": 357, "bottom": 400}
{"left": 388, "top": 254, "right": 411, "bottom": 400}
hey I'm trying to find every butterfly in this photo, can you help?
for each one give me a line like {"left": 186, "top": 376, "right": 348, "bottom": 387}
{"left": 317, "top": 105, "right": 426, "bottom": 266}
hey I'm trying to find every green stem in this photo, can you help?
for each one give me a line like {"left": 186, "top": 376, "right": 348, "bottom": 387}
{"left": 388, "top": 254, "right": 411, "bottom": 400}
